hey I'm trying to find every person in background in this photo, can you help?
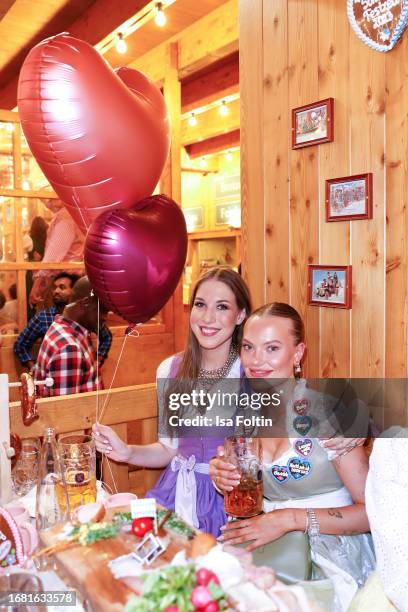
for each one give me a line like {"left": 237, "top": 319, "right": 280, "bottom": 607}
{"left": 34, "top": 276, "right": 108, "bottom": 396}
{"left": 26, "top": 215, "right": 48, "bottom": 319}
{"left": 14, "top": 272, "right": 112, "bottom": 372}
{"left": 29, "top": 199, "right": 84, "bottom": 307}
{"left": 0, "top": 284, "right": 18, "bottom": 332}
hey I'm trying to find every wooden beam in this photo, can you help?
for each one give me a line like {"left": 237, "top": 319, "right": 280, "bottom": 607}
{"left": 181, "top": 52, "right": 239, "bottom": 114}
{"left": 181, "top": 98, "right": 239, "bottom": 146}
{"left": 0, "top": 0, "right": 150, "bottom": 109}
{"left": 129, "top": 0, "right": 238, "bottom": 82}
{"left": 9, "top": 384, "right": 157, "bottom": 438}
{"left": 185, "top": 129, "right": 240, "bottom": 159}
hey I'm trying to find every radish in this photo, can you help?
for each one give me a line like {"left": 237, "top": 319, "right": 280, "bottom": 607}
{"left": 196, "top": 568, "right": 220, "bottom": 586}
{"left": 203, "top": 602, "right": 219, "bottom": 612}
{"left": 164, "top": 607, "right": 179, "bottom": 612}
{"left": 190, "top": 586, "right": 213, "bottom": 609}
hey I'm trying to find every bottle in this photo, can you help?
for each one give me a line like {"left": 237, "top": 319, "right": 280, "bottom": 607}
{"left": 35, "top": 427, "right": 70, "bottom": 532}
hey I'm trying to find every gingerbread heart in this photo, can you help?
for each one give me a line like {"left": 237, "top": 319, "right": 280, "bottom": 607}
{"left": 347, "top": 0, "right": 408, "bottom": 52}
{"left": 294, "top": 438, "right": 314, "bottom": 457}
{"left": 287, "top": 457, "right": 312, "bottom": 480}
{"left": 0, "top": 508, "right": 25, "bottom": 568}
{"left": 293, "top": 415, "right": 312, "bottom": 436}
{"left": 270, "top": 465, "right": 290, "bottom": 483}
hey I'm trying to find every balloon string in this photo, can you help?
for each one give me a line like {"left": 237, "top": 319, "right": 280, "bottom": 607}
{"left": 95, "top": 301, "right": 100, "bottom": 423}
{"left": 72, "top": 193, "right": 91, "bottom": 233}
{"left": 97, "top": 331, "right": 130, "bottom": 424}
{"left": 102, "top": 453, "right": 118, "bottom": 494}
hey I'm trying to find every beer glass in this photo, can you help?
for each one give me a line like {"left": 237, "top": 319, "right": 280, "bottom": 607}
{"left": 224, "top": 436, "right": 263, "bottom": 518}
{"left": 12, "top": 438, "right": 40, "bottom": 496}
{"left": 58, "top": 434, "right": 96, "bottom": 511}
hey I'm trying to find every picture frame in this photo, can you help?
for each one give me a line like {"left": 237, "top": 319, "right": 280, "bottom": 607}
{"left": 308, "top": 265, "right": 352, "bottom": 309}
{"left": 326, "top": 173, "right": 372, "bottom": 222}
{"left": 292, "top": 98, "right": 334, "bottom": 149}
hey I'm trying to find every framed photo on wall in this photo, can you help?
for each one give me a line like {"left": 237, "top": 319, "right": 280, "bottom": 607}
{"left": 292, "top": 98, "right": 334, "bottom": 149}
{"left": 308, "top": 265, "right": 352, "bottom": 309}
{"left": 326, "top": 173, "right": 372, "bottom": 222}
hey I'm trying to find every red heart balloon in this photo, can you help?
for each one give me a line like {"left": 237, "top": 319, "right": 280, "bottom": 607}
{"left": 17, "top": 34, "right": 170, "bottom": 233}
{"left": 84, "top": 195, "right": 187, "bottom": 324}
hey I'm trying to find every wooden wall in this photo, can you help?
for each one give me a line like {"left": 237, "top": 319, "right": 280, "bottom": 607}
{"left": 240, "top": 0, "right": 407, "bottom": 380}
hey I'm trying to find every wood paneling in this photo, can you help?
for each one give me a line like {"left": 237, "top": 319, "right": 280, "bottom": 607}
{"left": 185, "top": 129, "right": 240, "bottom": 159}
{"left": 240, "top": 0, "right": 407, "bottom": 381}
{"left": 181, "top": 97, "right": 239, "bottom": 145}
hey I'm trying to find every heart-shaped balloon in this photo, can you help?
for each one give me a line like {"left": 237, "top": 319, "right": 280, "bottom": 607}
{"left": 84, "top": 195, "right": 187, "bottom": 324}
{"left": 347, "top": 0, "right": 408, "bottom": 52}
{"left": 18, "top": 34, "right": 170, "bottom": 232}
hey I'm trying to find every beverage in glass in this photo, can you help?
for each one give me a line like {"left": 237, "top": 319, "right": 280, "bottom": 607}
{"left": 58, "top": 434, "right": 96, "bottom": 511}
{"left": 224, "top": 436, "right": 263, "bottom": 518}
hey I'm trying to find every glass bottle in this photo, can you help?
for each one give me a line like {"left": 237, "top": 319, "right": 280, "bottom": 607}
{"left": 35, "top": 427, "right": 70, "bottom": 532}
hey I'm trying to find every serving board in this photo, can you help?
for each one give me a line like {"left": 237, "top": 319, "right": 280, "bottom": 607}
{"left": 39, "top": 506, "right": 193, "bottom": 611}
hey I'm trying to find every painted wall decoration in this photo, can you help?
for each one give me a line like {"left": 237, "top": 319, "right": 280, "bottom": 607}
{"left": 347, "top": 0, "right": 408, "bottom": 52}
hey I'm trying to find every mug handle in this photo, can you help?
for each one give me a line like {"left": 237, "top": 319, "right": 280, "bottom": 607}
{"left": 19, "top": 521, "right": 38, "bottom": 556}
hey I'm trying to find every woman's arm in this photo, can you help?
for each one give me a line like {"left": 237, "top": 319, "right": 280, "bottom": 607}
{"left": 219, "top": 446, "right": 370, "bottom": 550}
{"left": 92, "top": 423, "right": 177, "bottom": 468}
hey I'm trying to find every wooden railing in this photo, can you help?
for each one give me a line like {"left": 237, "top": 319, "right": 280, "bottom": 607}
{"left": 9, "top": 384, "right": 163, "bottom": 496}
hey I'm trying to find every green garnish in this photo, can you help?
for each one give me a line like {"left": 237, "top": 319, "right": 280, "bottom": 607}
{"left": 70, "top": 521, "right": 120, "bottom": 546}
{"left": 124, "top": 565, "right": 197, "bottom": 612}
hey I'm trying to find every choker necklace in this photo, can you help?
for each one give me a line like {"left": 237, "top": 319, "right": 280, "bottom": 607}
{"left": 198, "top": 345, "right": 238, "bottom": 381}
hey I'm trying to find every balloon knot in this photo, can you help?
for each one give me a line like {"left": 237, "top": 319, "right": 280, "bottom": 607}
{"left": 126, "top": 323, "right": 142, "bottom": 337}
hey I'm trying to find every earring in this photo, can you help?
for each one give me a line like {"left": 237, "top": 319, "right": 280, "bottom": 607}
{"left": 294, "top": 362, "right": 302, "bottom": 376}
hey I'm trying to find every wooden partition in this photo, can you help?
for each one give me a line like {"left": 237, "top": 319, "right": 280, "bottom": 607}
{"left": 9, "top": 384, "right": 162, "bottom": 497}
{"left": 240, "top": 0, "right": 408, "bottom": 382}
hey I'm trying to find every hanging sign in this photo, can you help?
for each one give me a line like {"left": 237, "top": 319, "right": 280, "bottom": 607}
{"left": 347, "top": 0, "right": 408, "bottom": 52}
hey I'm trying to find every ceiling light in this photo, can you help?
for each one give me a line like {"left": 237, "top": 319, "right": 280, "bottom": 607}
{"left": 188, "top": 113, "right": 197, "bottom": 127}
{"left": 199, "top": 157, "right": 208, "bottom": 169}
{"left": 225, "top": 150, "right": 233, "bottom": 161}
{"left": 155, "top": 3, "right": 167, "bottom": 27}
{"left": 219, "top": 100, "right": 229, "bottom": 117}
{"left": 116, "top": 33, "right": 127, "bottom": 54}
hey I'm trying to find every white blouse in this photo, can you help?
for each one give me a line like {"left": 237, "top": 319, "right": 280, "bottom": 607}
{"left": 365, "top": 430, "right": 408, "bottom": 611}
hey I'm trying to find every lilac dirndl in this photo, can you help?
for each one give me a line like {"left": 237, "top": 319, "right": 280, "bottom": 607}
{"left": 146, "top": 354, "right": 240, "bottom": 537}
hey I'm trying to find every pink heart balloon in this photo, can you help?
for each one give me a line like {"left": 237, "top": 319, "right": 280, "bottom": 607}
{"left": 84, "top": 195, "right": 187, "bottom": 324}
{"left": 18, "top": 34, "right": 170, "bottom": 233}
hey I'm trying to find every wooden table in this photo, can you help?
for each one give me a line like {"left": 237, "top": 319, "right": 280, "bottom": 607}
{"left": 39, "top": 507, "right": 192, "bottom": 611}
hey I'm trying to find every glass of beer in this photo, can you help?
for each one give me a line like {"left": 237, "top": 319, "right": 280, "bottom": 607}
{"left": 58, "top": 434, "right": 96, "bottom": 511}
{"left": 224, "top": 436, "right": 263, "bottom": 518}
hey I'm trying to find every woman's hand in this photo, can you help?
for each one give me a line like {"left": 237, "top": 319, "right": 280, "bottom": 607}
{"left": 321, "top": 437, "right": 365, "bottom": 457}
{"left": 209, "top": 446, "right": 240, "bottom": 492}
{"left": 92, "top": 423, "right": 131, "bottom": 463}
{"left": 219, "top": 509, "right": 296, "bottom": 551}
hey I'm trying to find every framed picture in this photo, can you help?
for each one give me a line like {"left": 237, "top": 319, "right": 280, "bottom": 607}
{"left": 326, "top": 173, "right": 372, "bottom": 222}
{"left": 308, "top": 265, "right": 352, "bottom": 309}
{"left": 292, "top": 98, "right": 334, "bottom": 149}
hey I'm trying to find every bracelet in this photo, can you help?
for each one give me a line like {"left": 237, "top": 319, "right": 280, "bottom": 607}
{"left": 305, "top": 508, "right": 320, "bottom": 537}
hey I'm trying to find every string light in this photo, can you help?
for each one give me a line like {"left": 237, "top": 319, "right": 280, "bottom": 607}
{"left": 116, "top": 33, "right": 127, "bottom": 54}
{"left": 199, "top": 157, "right": 208, "bottom": 169}
{"left": 219, "top": 100, "right": 229, "bottom": 117}
{"left": 188, "top": 113, "right": 197, "bottom": 127}
{"left": 225, "top": 150, "right": 233, "bottom": 161}
{"left": 155, "top": 3, "right": 167, "bottom": 27}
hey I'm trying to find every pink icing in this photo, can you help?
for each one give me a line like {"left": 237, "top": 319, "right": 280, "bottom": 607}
{"left": 0, "top": 507, "right": 25, "bottom": 569}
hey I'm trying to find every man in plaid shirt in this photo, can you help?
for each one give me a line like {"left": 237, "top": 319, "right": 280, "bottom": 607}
{"left": 14, "top": 272, "right": 112, "bottom": 371}
{"left": 34, "top": 277, "right": 109, "bottom": 396}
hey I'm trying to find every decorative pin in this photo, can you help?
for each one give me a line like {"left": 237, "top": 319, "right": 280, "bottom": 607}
{"left": 270, "top": 465, "right": 290, "bottom": 483}
{"left": 293, "top": 415, "right": 313, "bottom": 436}
{"left": 293, "top": 398, "right": 310, "bottom": 416}
{"left": 294, "top": 438, "right": 314, "bottom": 457}
{"left": 287, "top": 457, "right": 312, "bottom": 480}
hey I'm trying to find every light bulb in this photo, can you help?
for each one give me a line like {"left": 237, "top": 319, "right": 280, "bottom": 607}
{"left": 155, "top": 3, "right": 167, "bottom": 27}
{"left": 200, "top": 157, "right": 208, "bottom": 169}
{"left": 116, "top": 33, "right": 127, "bottom": 54}
{"left": 219, "top": 100, "right": 229, "bottom": 117}
{"left": 188, "top": 113, "right": 197, "bottom": 127}
{"left": 225, "top": 150, "right": 233, "bottom": 161}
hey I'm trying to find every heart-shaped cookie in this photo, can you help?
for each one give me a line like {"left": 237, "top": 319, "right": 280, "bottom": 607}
{"left": 287, "top": 457, "right": 312, "bottom": 480}
{"left": 18, "top": 34, "right": 170, "bottom": 232}
{"left": 84, "top": 195, "right": 187, "bottom": 323}
{"left": 347, "top": 0, "right": 408, "bottom": 52}
{"left": 0, "top": 508, "right": 25, "bottom": 568}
